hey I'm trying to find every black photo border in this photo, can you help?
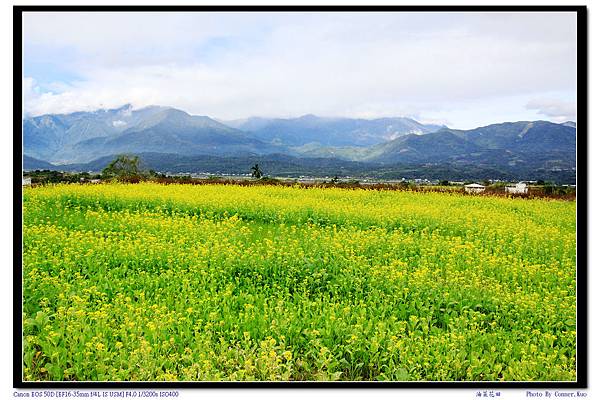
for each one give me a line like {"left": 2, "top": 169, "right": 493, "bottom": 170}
{"left": 13, "top": 4, "right": 588, "bottom": 389}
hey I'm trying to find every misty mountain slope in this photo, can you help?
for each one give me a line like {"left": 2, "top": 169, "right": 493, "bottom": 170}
{"left": 364, "top": 121, "right": 576, "bottom": 166}
{"left": 24, "top": 107, "right": 163, "bottom": 162}
{"left": 120, "top": 107, "right": 233, "bottom": 134}
{"left": 509, "top": 121, "right": 576, "bottom": 153}
{"left": 287, "top": 141, "right": 375, "bottom": 161}
{"left": 24, "top": 104, "right": 138, "bottom": 162}
{"left": 221, "top": 116, "right": 274, "bottom": 132}
{"left": 23, "top": 115, "right": 73, "bottom": 161}
{"left": 364, "top": 130, "right": 484, "bottom": 163}
{"left": 226, "top": 115, "right": 443, "bottom": 147}
{"left": 23, "top": 155, "right": 58, "bottom": 170}
{"left": 25, "top": 105, "right": 283, "bottom": 164}
{"left": 448, "top": 121, "right": 576, "bottom": 152}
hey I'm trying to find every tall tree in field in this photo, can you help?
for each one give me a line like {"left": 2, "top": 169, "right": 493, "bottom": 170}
{"left": 251, "top": 163, "right": 263, "bottom": 179}
{"left": 102, "top": 155, "right": 141, "bottom": 179}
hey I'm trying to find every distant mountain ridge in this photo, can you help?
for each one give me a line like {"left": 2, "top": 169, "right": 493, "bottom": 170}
{"left": 23, "top": 152, "right": 576, "bottom": 184}
{"left": 23, "top": 105, "right": 576, "bottom": 182}
{"left": 24, "top": 105, "right": 282, "bottom": 164}
{"left": 224, "top": 115, "right": 443, "bottom": 147}
{"left": 363, "top": 120, "right": 576, "bottom": 164}
{"left": 23, "top": 155, "right": 56, "bottom": 170}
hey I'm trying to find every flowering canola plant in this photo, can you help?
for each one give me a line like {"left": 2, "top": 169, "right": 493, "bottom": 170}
{"left": 22, "top": 182, "right": 576, "bottom": 381}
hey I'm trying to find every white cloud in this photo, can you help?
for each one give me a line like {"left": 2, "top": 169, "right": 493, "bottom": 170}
{"left": 22, "top": 12, "right": 578, "bottom": 128}
{"left": 526, "top": 98, "right": 576, "bottom": 122}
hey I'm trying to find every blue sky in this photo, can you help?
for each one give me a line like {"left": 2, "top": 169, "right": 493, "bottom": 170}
{"left": 22, "top": 11, "right": 577, "bottom": 129}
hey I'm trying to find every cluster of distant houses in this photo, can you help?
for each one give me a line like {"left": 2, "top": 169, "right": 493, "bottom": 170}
{"left": 20, "top": 176, "right": 572, "bottom": 195}
{"left": 464, "top": 182, "right": 529, "bottom": 194}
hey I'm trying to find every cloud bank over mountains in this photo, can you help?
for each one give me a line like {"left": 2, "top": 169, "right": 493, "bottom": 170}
{"left": 23, "top": 12, "right": 577, "bottom": 129}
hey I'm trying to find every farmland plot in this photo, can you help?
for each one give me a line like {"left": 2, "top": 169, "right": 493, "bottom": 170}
{"left": 22, "top": 183, "right": 577, "bottom": 381}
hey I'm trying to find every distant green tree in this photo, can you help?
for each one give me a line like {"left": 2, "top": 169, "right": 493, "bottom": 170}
{"left": 251, "top": 163, "right": 263, "bottom": 179}
{"left": 102, "top": 155, "right": 141, "bottom": 179}
{"left": 544, "top": 183, "right": 557, "bottom": 195}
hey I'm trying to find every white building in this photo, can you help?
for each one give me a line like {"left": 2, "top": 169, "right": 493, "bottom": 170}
{"left": 505, "top": 182, "right": 528, "bottom": 194}
{"left": 464, "top": 183, "right": 485, "bottom": 193}
{"left": 22, "top": 177, "right": 31, "bottom": 186}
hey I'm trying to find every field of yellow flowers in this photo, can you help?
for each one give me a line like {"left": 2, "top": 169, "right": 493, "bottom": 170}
{"left": 22, "top": 182, "right": 576, "bottom": 381}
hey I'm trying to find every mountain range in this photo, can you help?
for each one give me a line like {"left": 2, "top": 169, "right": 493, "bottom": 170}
{"left": 22, "top": 104, "right": 577, "bottom": 182}
{"left": 24, "top": 105, "right": 284, "bottom": 164}
{"left": 225, "top": 114, "right": 442, "bottom": 147}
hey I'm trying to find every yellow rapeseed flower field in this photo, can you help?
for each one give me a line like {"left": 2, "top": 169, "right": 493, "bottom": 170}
{"left": 22, "top": 182, "right": 576, "bottom": 381}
